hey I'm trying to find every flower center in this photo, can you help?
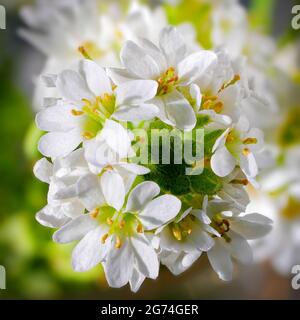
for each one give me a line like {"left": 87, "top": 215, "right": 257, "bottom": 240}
{"left": 78, "top": 41, "right": 103, "bottom": 60}
{"left": 281, "top": 197, "right": 300, "bottom": 220}
{"left": 211, "top": 214, "right": 231, "bottom": 243}
{"left": 225, "top": 129, "right": 257, "bottom": 158}
{"left": 71, "top": 93, "right": 116, "bottom": 139}
{"left": 90, "top": 206, "right": 143, "bottom": 249}
{"left": 157, "top": 67, "right": 179, "bottom": 96}
{"left": 170, "top": 215, "right": 196, "bottom": 241}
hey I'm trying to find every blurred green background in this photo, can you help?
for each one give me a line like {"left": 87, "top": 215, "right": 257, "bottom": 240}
{"left": 0, "top": 0, "right": 299, "bottom": 299}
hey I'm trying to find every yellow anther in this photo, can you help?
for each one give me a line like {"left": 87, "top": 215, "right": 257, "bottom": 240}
{"left": 115, "top": 236, "right": 122, "bottom": 249}
{"left": 203, "top": 95, "right": 218, "bottom": 102}
{"left": 202, "top": 100, "right": 213, "bottom": 110}
{"left": 136, "top": 223, "right": 143, "bottom": 233}
{"left": 243, "top": 137, "right": 258, "bottom": 145}
{"left": 91, "top": 208, "right": 100, "bottom": 219}
{"left": 242, "top": 148, "right": 251, "bottom": 156}
{"left": 213, "top": 101, "right": 223, "bottom": 113}
{"left": 172, "top": 227, "right": 182, "bottom": 241}
{"left": 187, "top": 228, "right": 192, "bottom": 235}
{"left": 219, "top": 74, "right": 241, "bottom": 92}
{"left": 226, "top": 131, "right": 235, "bottom": 143}
{"left": 82, "top": 131, "right": 94, "bottom": 140}
{"left": 119, "top": 220, "right": 125, "bottom": 229}
{"left": 231, "top": 179, "right": 249, "bottom": 186}
{"left": 106, "top": 217, "right": 113, "bottom": 225}
{"left": 78, "top": 46, "right": 92, "bottom": 60}
{"left": 82, "top": 98, "right": 92, "bottom": 106}
{"left": 101, "top": 233, "right": 109, "bottom": 244}
{"left": 71, "top": 109, "right": 84, "bottom": 116}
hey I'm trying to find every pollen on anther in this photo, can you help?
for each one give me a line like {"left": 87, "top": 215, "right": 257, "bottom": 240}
{"left": 136, "top": 223, "right": 143, "bottom": 233}
{"left": 106, "top": 217, "right": 113, "bottom": 225}
{"left": 71, "top": 109, "right": 84, "bottom": 116}
{"left": 91, "top": 208, "right": 100, "bottom": 219}
{"left": 115, "top": 236, "right": 122, "bottom": 249}
{"left": 101, "top": 233, "right": 109, "bottom": 244}
{"left": 242, "top": 148, "right": 251, "bottom": 156}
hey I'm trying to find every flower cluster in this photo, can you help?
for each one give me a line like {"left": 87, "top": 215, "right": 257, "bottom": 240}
{"left": 24, "top": 0, "right": 274, "bottom": 291}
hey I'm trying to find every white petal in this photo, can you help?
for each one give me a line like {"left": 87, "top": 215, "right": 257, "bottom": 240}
{"left": 36, "top": 204, "right": 70, "bottom": 228}
{"left": 36, "top": 103, "right": 81, "bottom": 132}
{"left": 113, "top": 103, "right": 159, "bottom": 122}
{"left": 225, "top": 231, "right": 253, "bottom": 264}
{"left": 101, "top": 120, "right": 132, "bottom": 159}
{"left": 107, "top": 67, "right": 136, "bottom": 85}
{"left": 126, "top": 181, "right": 160, "bottom": 212}
{"left": 207, "top": 240, "right": 233, "bottom": 281}
{"left": 163, "top": 90, "right": 196, "bottom": 130}
{"left": 79, "top": 59, "right": 112, "bottom": 97}
{"left": 212, "top": 128, "right": 230, "bottom": 152}
{"left": 101, "top": 171, "right": 125, "bottom": 211}
{"left": 178, "top": 51, "right": 217, "bottom": 85}
{"left": 117, "top": 163, "right": 150, "bottom": 175}
{"left": 129, "top": 268, "right": 146, "bottom": 293}
{"left": 115, "top": 80, "right": 158, "bottom": 105}
{"left": 38, "top": 129, "right": 82, "bottom": 158}
{"left": 53, "top": 215, "right": 98, "bottom": 243}
{"left": 72, "top": 227, "right": 109, "bottom": 272}
{"left": 121, "top": 41, "right": 160, "bottom": 79}
{"left": 103, "top": 239, "right": 134, "bottom": 288}
{"left": 230, "top": 213, "right": 273, "bottom": 239}
{"left": 33, "top": 158, "right": 53, "bottom": 183}
{"left": 139, "top": 194, "right": 181, "bottom": 230}
{"left": 159, "top": 26, "right": 186, "bottom": 66}
{"left": 130, "top": 235, "right": 159, "bottom": 279}
{"left": 190, "top": 84, "right": 202, "bottom": 111}
{"left": 211, "top": 146, "right": 236, "bottom": 177}
{"left": 76, "top": 174, "right": 105, "bottom": 211}
{"left": 240, "top": 152, "right": 258, "bottom": 178}
{"left": 56, "top": 69, "right": 93, "bottom": 103}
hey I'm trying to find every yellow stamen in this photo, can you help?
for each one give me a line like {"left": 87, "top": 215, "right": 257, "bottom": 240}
{"left": 242, "top": 148, "right": 251, "bottom": 156}
{"left": 101, "top": 233, "right": 109, "bottom": 244}
{"left": 136, "top": 223, "right": 143, "bottom": 233}
{"left": 243, "top": 137, "right": 258, "bottom": 145}
{"left": 91, "top": 208, "right": 100, "bottom": 219}
{"left": 213, "top": 101, "right": 223, "bottom": 113}
{"left": 106, "top": 217, "right": 113, "bottom": 225}
{"left": 231, "top": 179, "right": 249, "bottom": 186}
{"left": 119, "top": 220, "right": 125, "bottom": 229}
{"left": 82, "top": 131, "right": 94, "bottom": 140}
{"left": 202, "top": 100, "right": 212, "bottom": 109}
{"left": 71, "top": 109, "right": 84, "bottom": 116}
{"left": 78, "top": 46, "right": 92, "bottom": 60}
{"left": 82, "top": 98, "right": 92, "bottom": 106}
{"left": 172, "top": 227, "right": 182, "bottom": 241}
{"left": 115, "top": 236, "right": 122, "bottom": 249}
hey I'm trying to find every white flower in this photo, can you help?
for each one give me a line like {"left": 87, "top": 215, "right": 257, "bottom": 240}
{"left": 205, "top": 199, "right": 273, "bottom": 281}
{"left": 157, "top": 198, "right": 219, "bottom": 275}
{"left": 53, "top": 181, "right": 181, "bottom": 291}
{"left": 84, "top": 119, "right": 150, "bottom": 201}
{"left": 33, "top": 148, "right": 88, "bottom": 228}
{"left": 109, "top": 26, "right": 217, "bottom": 130}
{"left": 211, "top": 116, "right": 264, "bottom": 180}
{"left": 36, "top": 59, "right": 158, "bottom": 158}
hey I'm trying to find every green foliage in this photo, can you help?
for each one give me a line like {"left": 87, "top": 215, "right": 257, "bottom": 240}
{"left": 249, "top": 0, "right": 275, "bottom": 33}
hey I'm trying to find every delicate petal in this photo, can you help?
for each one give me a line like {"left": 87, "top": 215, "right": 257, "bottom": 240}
{"left": 101, "top": 171, "right": 125, "bottom": 211}
{"left": 140, "top": 195, "right": 181, "bottom": 230}
{"left": 38, "top": 129, "right": 82, "bottom": 158}
{"left": 113, "top": 103, "right": 159, "bottom": 122}
{"left": 117, "top": 163, "right": 150, "bottom": 175}
{"left": 129, "top": 268, "right": 146, "bottom": 293}
{"left": 56, "top": 70, "right": 93, "bottom": 103}
{"left": 190, "top": 84, "right": 202, "bottom": 111}
{"left": 130, "top": 235, "right": 159, "bottom": 279}
{"left": 225, "top": 231, "right": 253, "bottom": 264}
{"left": 72, "top": 227, "right": 109, "bottom": 272}
{"left": 115, "top": 80, "right": 158, "bottom": 105}
{"left": 230, "top": 213, "right": 273, "bottom": 239}
{"left": 53, "top": 215, "right": 98, "bottom": 243}
{"left": 36, "top": 103, "right": 81, "bottom": 132}
{"left": 79, "top": 59, "right": 112, "bottom": 97}
{"left": 33, "top": 158, "right": 53, "bottom": 183}
{"left": 178, "top": 51, "right": 217, "bottom": 85}
{"left": 107, "top": 67, "right": 136, "bottom": 85}
{"left": 126, "top": 181, "right": 160, "bottom": 212}
{"left": 104, "top": 239, "right": 134, "bottom": 288}
{"left": 36, "top": 204, "right": 70, "bottom": 228}
{"left": 240, "top": 152, "right": 258, "bottom": 178}
{"left": 121, "top": 41, "right": 160, "bottom": 79}
{"left": 211, "top": 146, "right": 236, "bottom": 177}
{"left": 207, "top": 240, "right": 233, "bottom": 281}
{"left": 159, "top": 26, "right": 186, "bottom": 66}
{"left": 163, "top": 90, "right": 196, "bottom": 130}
